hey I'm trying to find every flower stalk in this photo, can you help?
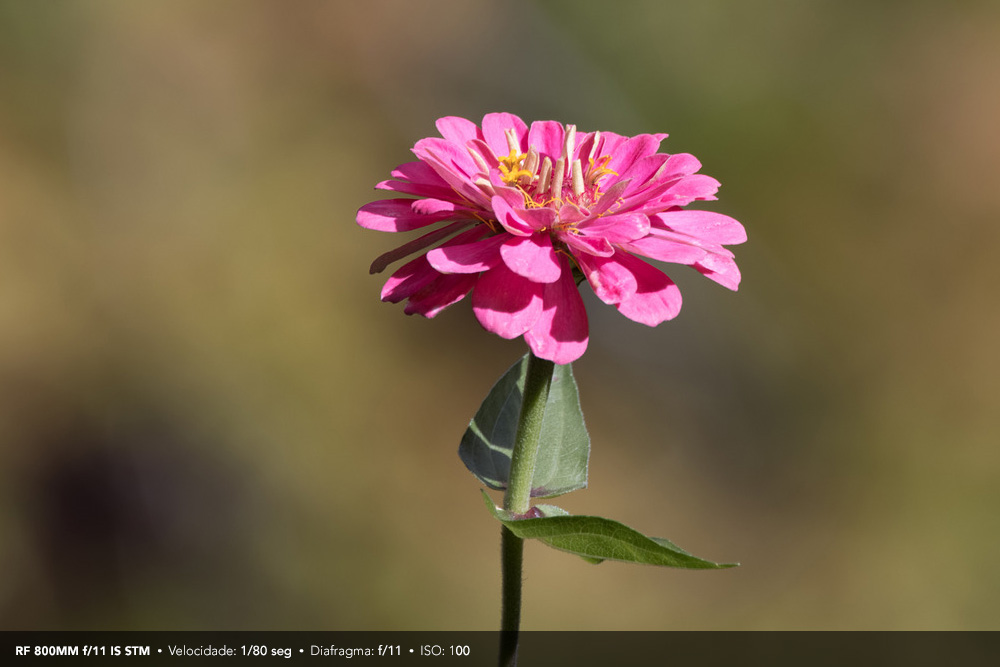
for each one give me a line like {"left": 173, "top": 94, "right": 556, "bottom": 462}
{"left": 356, "top": 113, "right": 746, "bottom": 665}
{"left": 499, "top": 352, "right": 555, "bottom": 666}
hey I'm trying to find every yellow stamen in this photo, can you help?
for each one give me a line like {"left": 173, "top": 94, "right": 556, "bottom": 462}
{"left": 498, "top": 148, "right": 531, "bottom": 185}
{"left": 586, "top": 154, "right": 617, "bottom": 187}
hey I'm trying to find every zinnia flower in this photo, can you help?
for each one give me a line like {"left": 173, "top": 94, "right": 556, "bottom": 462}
{"left": 357, "top": 113, "right": 746, "bottom": 364}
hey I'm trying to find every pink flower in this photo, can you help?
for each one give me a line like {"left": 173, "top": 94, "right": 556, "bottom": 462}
{"left": 357, "top": 113, "right": 746, "bottom": 364}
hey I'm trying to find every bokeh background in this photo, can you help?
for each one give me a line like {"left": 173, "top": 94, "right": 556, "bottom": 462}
{"left": 2, "top": 0, "right": 998, "bottom": 630}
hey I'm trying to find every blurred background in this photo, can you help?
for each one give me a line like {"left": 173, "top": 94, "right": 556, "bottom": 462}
{"left": 2, "top": 0, "right": 998, "bottom": 630}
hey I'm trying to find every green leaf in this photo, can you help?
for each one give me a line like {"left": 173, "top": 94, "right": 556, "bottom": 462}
{"left": 481, "top": 491, "right": 737, "bottom": 569}
{"left": 460, "top": 354, "right": 589, "bottom": 498}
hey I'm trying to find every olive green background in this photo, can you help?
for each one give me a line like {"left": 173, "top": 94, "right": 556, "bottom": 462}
{"left": 2, "top": 0, "right": 998, "bottom": 629}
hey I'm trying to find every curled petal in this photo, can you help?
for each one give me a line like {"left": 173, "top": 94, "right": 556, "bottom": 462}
{"left": 616, "top": 154, "right": 671, "bottom": 194}
{"left": 515, "top": 205, "right": 559, "bottom": 232}
{"left": 369, "top": 220, "right": 476, "bottom": 274}
{"left": 380, "top": 255, "right": 441, "bottom": 303}
{"left": 573, "top": 131, "right": 598, "bottom": 163}
{"left": 481, "top": 112, "right": 528, "bottom": 157}
{"left": 491, "top": 195, "right": 535, "bottom": 236}
{"left": 435, "top": 116, "right": 481, "bottom": 146}
{"left": 526, "top": 120, "right": 565, "bottom": 161}
{"left": 413, "top": 140, "right": 492, "bottom": 207}
{"left": 524, "top": 258, "right": 589, "bottom": 364}
{"left": 656, "top": 174, "right": 721, "bottom": 207}
{"left": 388, "top": 160, "right": 450, "bottom": 186}
{"left": 377, "top": 160, "right": 456, "bottom": 200}
{"left": 557, "top": 203, "right": 588, "bottom": 224}
{"left": 588, "top": 179, "right": 631, "bottom": 216}
{"left": 357, "top": 198, "right": 460, "bottom": 232}
{"left": 376, "top": 178, "right": 454, "bottom": 200}
{"left": 405, "top": 273, "right": 478, "bottom": 318}
{"left": 652, "top": 210, "right": 747, "bottom": 245}
{"left": 563, "top": 232, "right": 615, "bottom": 257}
{"left": 612, "top": 253, "right": 683, "bottom": 326}
{"left": 575, "top": 253, "right": 637, "bottom": 305}
{"left": 466, "top": 139, "right": 498, "bottom": 173}
{"left": 621, "top": 234, "right": 708, "bottom": 266}
{"left": 500, "top": 234, "right": 562, "bottom": 283}
{"left": 576, "top": 212, "right": 650, "bottom": 244}
{"left": 695, "top": 253, "right": 742, "bottom": 290}
{"left": 413, "top": 137, "right": 479, "bottom": 179}
{"left": 658, "top": 153, "right": 702, "bottom": 180}
{"left": 426, "top": 233, "right": 504, "bottom": 274}
{"left": 472, "top": 264, "right": 544, "bottom": 339}
{"left": 605, "top": 133, "right": 667, "bottom": 176}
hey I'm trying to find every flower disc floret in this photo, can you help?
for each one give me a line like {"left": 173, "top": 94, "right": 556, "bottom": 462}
{"left": 357, "top": 113, "right": 746, "bottom": 363}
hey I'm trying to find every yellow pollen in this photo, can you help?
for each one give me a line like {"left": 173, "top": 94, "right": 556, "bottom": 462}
{"left": 587, "top": 154, "right": 617, "bottom": 185}
{"left": 498, "top": 149, "right": 532, "bottom": 185}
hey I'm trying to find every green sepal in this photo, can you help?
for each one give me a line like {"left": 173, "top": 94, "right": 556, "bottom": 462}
{"left": 481, "top": 491, "right": 737, "bottom": 569}
{"left": 460, "top": 354, "right": 589, "bottom": 498}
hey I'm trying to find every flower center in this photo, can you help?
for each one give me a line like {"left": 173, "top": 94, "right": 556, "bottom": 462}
{"left": 498, "top": 148, "right": 533, "bottom": 185}
{"left": 494, "top": 126, "right": 617, "bottom": 215}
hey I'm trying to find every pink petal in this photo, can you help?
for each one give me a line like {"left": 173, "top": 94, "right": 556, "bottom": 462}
{"left": 404, "top": 273, "right": 478, "bottom": 317}
{"left": 466, "top": 138, "right": 498, "bottom": 173}
{"left": 389, "top": 160, "right": 450, "bottom": 186}
{"left": 593, "top": 131, "right": 627, "bottom": 159}
{"left": 492, "top": 185, "right": 527, "bottom": 209}
{"left": 612, "top": 253, "right": 683, "bottom": 326}
{"left": 481, "top": 113, "right": 528, "bottom": 158}
{"left": 369, "top": 220, "right": 476, "bottom": 274}
{"left": 516, "top": 205, "right": 559, "bottom": 231}
{"left": 426, "top": 233, "right": 504, "bottom": 274}
{"left": 380, "top": 255, "right": 441, "bottom": 303}
{"left": 563, "top": 232, "right": 615, "bottom": 257}
{"left": 500, "top": 234, "right": 562, "bottom": 283}
{"left": 376, "top": 177, "right": 455, "bottom": 200}
{"left": 652, "top": 210, "right": 747, "bottom": 245}
{"left": 648, "top": 227, "right": 727, "bottom": 246}
{"left": 413, "top": 139, "right": 492, "bottom": 207}
{"left": 524, "top": 258, "right": 589, "bottom": 364}
{"left": 621, "top": 234, "right": 708, "bottom": 266}
{"left": 435, "top": 116, "right": 481, "bottom": 146}
{"left": 576, "top": 211, "right": 650, "bottom": 244}
{"left": 491, "top": 184, "right": 559, "bottom": 229}
{"left": 491, "top": 195, "right": 535, "bottom": 236}
{"left": 656, "top": 174, "right": 721, "bottom": 207}
{"left": 472, "top": 264, "right": 544, "bottom": 339}
{"left": 657, "top": 153, "right": 702, "bottom": 180}
{"left": 526, "top": 120, "right": 565, "bottom": 161}
{"left": 575, "top": 253, "right": 638, "bottom": 305}
{"left": 557, "top": 203, "right": 588, "bottom": 224}
{"left": 605, "top": 133, "right": 667, "bottom": 175}
{"left": 695, "top": 254, "right": 742, "bottom": 290}
{"left": 615, "top": 154, "right": 670, "bottom": 194}
{"left": 377, "top": 160, "right": 456, "bottom": 200}
{"left": 614, "top": 173, "right": 718, "bottom": 215}
{"left": 357, "top": 198, "right": 461, "bottom": 232}
{"left": 413, "top": 137, "right": 478, "bottom": 178}
{"left": 588, "top": 179, "right": 631, "bottom": 216}
{"left": 574, "top": 131, "right": 598, "bottom": 163}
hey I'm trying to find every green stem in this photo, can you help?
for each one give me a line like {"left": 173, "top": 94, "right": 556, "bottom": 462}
{"left": 498, "top": 526, "right": 522, "bottom": 666}
{"left": 499, "top": 353, "right": 555, "bottom": 667}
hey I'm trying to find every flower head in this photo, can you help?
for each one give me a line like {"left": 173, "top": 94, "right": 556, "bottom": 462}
{"left": 357, "top": 113, "right": 746, "bottom": 364}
